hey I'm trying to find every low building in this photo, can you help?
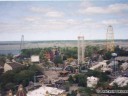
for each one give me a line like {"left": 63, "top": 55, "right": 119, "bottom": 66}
{"left": 109, "top": 77, "right": 128, "bottom": 87}
{"left": 31, "top": 55, "right": 40, "bottom": 64}
{"left": 101, "top": 67, "right": 112, "bottom": 73}
{"left": 26, "top": 85, "right": 65, "bottom": 96}
{"left": 87, "top": 76, "right": 99, "bottom": 88}
{"left": 4, "top": 62, "right": 24, "bottom": 72}
{"left": 89, "top": 60, "right": 107, "bottom": 70}
{"left": 120, "top": 62, "right": 128, "bottom": 71}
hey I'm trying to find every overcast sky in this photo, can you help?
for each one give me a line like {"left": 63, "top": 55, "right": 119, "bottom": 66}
{"left": 0, "top": 0, "right": 128, "bottom": 41}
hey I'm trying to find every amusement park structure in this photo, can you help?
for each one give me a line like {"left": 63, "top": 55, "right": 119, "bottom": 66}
{"left": 77, "top": 35, "right": 85, "bottom": 65}
{"left": 106, "top": 25, "right": 115, "bottom": 51}
{"left": 20, "top": 35, "right": 24, "bottom": 51}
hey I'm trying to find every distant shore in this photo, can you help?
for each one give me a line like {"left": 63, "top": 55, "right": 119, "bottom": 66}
{"left": 0, "top": 40, "right": 127, "bottom": 55}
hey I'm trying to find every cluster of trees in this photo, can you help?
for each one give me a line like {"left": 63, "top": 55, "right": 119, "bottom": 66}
{"left": 115, "top": 45, "right": 128, "bottom": 56}
{"left": 62, "top": 47, "right": 77, "bottom": 59}
{"left": 20, "top": 46, "right": 103, "bottom": 63}
{"left": 103, "top": 46, "right": 128, "bottom": 60}
{"left": 21, "top": 48, "right": 42, "bottom": 58}
{"left": 68, "top": 74, "right": 87, "bottom": 87}
{"left": 0, "top": 64, "right": 42, "bottom": 93}
{"left": 20, "top": 47, "right": 77, "bottom": 66}
{"left": 0, "top": 55, "right": 6, "bottom": 67}
{"left": 68, "top": 70, "right": 110, "bottom": 86}
{"left": 85, "top": 45, "right": 100, "bottom": 57}
{"left": 68, "top": 70, "right": 110, "bottom": 95}
{"left": 0, "top": 54, "right": 13, "bottom": 66}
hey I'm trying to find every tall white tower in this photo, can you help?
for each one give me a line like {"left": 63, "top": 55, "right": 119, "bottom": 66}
{"left": 78, "top": 36, "right": 85, "bottom": 65}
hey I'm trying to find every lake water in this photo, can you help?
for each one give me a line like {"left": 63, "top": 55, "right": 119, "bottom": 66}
{"left": 0, "top": 50, "right": 20, "bottom": 55}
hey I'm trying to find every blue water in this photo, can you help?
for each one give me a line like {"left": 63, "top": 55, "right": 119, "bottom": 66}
{"left": 0, "top": 50, "right": 20, "bottom": 55}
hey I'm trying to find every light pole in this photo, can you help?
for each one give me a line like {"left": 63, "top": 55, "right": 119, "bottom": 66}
{"left": 111, "top": 53, "right": 117, "bottom": 77}
{"left": 34, "top": 71, "right": 38, "bottom": 88}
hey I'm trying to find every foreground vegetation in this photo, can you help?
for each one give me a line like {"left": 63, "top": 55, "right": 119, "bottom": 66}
{"left": 0, "top": 64, "right": 42, "bottom": 94}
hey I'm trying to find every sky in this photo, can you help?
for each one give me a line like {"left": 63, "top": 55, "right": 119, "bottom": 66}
{"left": 0, "top": 0, "right": 128, "bottom": 41}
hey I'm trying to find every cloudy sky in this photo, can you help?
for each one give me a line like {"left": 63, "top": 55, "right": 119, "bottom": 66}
{"left": 0, "top": 0, "right": 128, "bottom": 41}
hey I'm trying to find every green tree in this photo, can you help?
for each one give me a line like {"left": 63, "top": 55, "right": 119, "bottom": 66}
{"left": 73, "top": 74, "right": 87, "bottom": 87}
{"left": 7, "top": 53, "right": 13, "bottom": 61}
{"left": 85, "top": 45, "right": 100, "bottom": 57}
{"left": 0, "top": 55, "right": 6, "bottom": 66}
{"left": 68, "top": 75, "right": 74, "bottom": 84}
{"left": 54, "top": 55, "right": 63, "bottom": 66}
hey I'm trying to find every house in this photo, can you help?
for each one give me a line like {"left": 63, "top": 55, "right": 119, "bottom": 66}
{"left": 26, "top": 85, "right": 65, "bottom": 96}
{"left": 101, "top": 67, "right": 112, "bottom": 73}
{"left": 120, "top": 62, "right": 128, "bottom": 71}
{"left": 89, "top": 60, "right": 107, "bottom": 70}
{"left": 109, "top": 77, "right": 128, "bottom": 87}
{"left": 4, "top": 62, "right": 24, "bottom": 72}
{"left": 31, "top": 55, "right": 40, "bottom": 64}
{"left": 87, "top": 76, "right": 99, "bottom": 88}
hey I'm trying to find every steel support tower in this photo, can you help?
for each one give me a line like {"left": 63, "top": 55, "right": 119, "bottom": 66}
{"left": 106, "top": 25, "right": 115, "bottom": 51}
{"left": 20, "top": 35, "right": 24, "bottom": 51}
{"left": 78, "top": 36, "right": 85, "bottom": 65}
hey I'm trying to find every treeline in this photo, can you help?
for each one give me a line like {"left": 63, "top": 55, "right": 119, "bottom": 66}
{"left": 21, "top": 46, "right": 100, "bottom": 59}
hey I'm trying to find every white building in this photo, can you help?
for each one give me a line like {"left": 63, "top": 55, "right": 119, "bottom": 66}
{"left": 31, "top": 55, "right": 40, "bottom": 63}
{"left": 90, "top": 60, "right": 107, "bottom": 70}
{"left": 109, "top": 77, "right": 128, "bottom": 87}
{"left": 87, "top": 76, "right": 99, "bottom": 88}
{"left": 120, "top": 62, "right": 128, "bottom": 71}
{"left": 27, "top": 85, "right": 65, "bottom": 96}
{"left": 14, "top": 85, "right": 65, "bottom": 96}
{"left": 101, "top": 67, "right": 112, "bottom": 72}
